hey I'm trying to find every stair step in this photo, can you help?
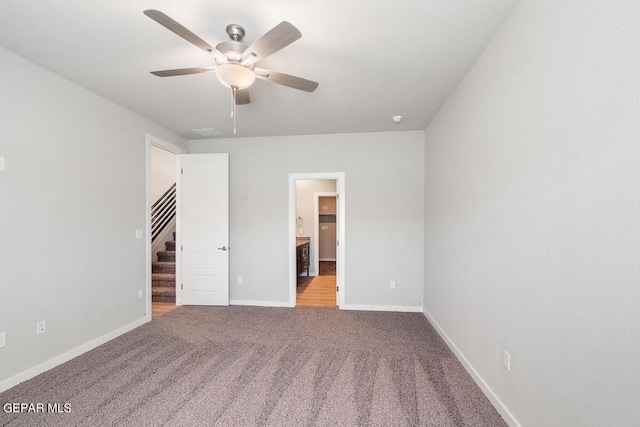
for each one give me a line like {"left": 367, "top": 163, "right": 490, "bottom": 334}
{"left": 152, "top": 287, "right": 175, "bottom": 296}
{"left": 152, "top": 273, "right": 175, "bottom": 287}
{"left": 152, "top": 261, "right": 176, "bottom": 274}
{"left": 152, "top": 286, "right": 175, "bottom": 303}
{"left": 157, "top": 251, "right": 176, "bottom": 262}
{"left": 152, "top": 273, "right": 175, "bottom": 280}
{"left": 165, "top": 240, "right": 176, "bottom": 251}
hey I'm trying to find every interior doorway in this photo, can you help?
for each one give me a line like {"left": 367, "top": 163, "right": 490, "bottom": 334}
{"left": 288, "top": 173, "right": 345, "bottom": 308}
{"left": 145, "top": 134, "right": 185, "bottom": 319}
{"left": 315, "top": 193, "right": 338, "bottom": 274}
{"left": 296, "top": 183, "right": 336, "bottom": 307}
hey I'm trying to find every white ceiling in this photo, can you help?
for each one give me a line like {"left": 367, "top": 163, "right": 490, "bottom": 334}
{"left": 0, "top": 0, "right": 517, "bottom": 140}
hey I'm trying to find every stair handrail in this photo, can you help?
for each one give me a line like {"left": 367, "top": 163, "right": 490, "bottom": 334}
{"left": 151, "top": 183, "right": 176, "bottom": 242}
{"left": 152, "top": 183, "right": 176, "bottom": 209}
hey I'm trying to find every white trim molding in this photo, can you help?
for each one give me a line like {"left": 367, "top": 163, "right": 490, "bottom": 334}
{"left": 422, "top": 308, "right": 521, "bottom": 427}
{"left": 230, "top": 299, "right": 293, "bottom": 308}
{"left": 341, "top": 304, "right": 424, "bottom": 313}
{"left": 0, "top": 316, "right": 149, "bottom": 393}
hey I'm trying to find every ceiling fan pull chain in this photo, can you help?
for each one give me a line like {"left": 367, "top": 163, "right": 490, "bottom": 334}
{"left": 232, "top": 86, "right": 237, "bottom": 134}
{"left": 230, "top": 86, "right": 236, "bottom": 117}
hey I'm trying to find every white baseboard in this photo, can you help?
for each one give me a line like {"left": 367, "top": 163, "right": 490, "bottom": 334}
{"left": 0, "top": 315, "right": 150, "bottom": 394}
{"left": 230, "top": 301, "right": 422, "bottom": 313}
{"left": 340, "top": 304, "right": 423, "bottom": 313}
{"left": 319, "top": 258, "right": 336, "bottom": 261}
{"left": 230, "top": 299, "right": 294, "bottom": 308}
{"left": 422, "top": 308, "right": 521, "bottom": 427}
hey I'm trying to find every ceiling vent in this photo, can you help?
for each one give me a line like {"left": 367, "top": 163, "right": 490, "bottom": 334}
{"left": 192, "top": 127, "right": 224, "bottom": 138}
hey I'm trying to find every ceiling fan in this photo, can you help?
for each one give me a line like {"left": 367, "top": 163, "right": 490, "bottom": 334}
{"left": 143, "top": 10, "right": 319, "bottom": 133}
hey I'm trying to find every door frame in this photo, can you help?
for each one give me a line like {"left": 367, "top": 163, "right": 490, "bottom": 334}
{"left": 288, "top": 173, "right": 346, "bottom": 308}
{"left": 145, "top": 134, "right": 186, "bottom": 319}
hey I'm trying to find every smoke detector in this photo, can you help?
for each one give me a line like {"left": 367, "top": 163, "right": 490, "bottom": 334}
{"left": 392, "top": 115, "right": 403, "bottom": 124}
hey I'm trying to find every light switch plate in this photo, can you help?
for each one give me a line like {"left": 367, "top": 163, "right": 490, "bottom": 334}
{"left": 135, "top": 229, "right": 143, "bottom": 239}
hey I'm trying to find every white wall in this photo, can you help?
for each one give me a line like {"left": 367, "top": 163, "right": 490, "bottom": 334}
{"left": 0, "top": 46, "right": 186, "bottom": 387}
{"left": 295, "top": 179, "right": 336, "bottom": 275}
{"left": 189, "top": 131, "right": 424, "bottom": 309}
{"left": 150, "top": 145, "right": 176, "bottom": 203}
{"left": 422, "top": 1, "right": 640, "bottom": 425}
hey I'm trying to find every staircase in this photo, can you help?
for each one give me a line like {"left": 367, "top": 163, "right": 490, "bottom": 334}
{"left": 152, "top": 232, "right": 176, "bottom": 303}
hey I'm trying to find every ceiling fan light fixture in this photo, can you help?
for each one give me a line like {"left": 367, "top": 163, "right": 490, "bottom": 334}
{"left": 215, "top": 63, "right": 255, "bottom": 89}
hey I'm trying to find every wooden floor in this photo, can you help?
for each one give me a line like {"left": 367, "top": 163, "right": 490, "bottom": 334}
{"left": 153, "top": 262, "right": 337, "bottom": 313}
{"left": 297, "top": 262, "right": 336, "bottom": 308}
{"left": 152, "top": 302, "right": 179, "bottom": 319}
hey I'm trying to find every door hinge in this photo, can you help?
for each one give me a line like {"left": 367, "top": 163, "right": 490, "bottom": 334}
{"left": 336, "top": 286, "right": 339, "bottom": 292}
{"left": 181, "top": 245, "right": 183, "bottom": 251}
{"left": 336, "top": 239, "right": 339, "bottom": 246}
{"left": 181, "top": 284, "right": 184, "bottom": 290}
{"left": 181, "top": 168, "right": 184, "bottom": 175}
{"left": 336, "top": 193, "right": 339, "bottom": 200}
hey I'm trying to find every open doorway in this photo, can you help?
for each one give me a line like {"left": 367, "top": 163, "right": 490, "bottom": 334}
{"left": 288, "top": 173, "right": 345, "bottom": 308}
{"left": 145, "top": 134, "right": 185, "bottom": 319}
{"left": 316, "top": 193, "right": 337, "bottom": 276}
{"left": 296, "top": 181, "right": 336, "bottom": 307}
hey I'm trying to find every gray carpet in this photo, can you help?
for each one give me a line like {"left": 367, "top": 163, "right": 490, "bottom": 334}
{"left": 0, "top": 307, "right": 506, "bottom": 426}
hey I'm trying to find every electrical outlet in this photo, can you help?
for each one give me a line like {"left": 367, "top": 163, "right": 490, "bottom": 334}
{"left": 0, "top": 332, "right": 6, "bottom": 348}
{"left": 237, "top": 276, "right": 243, "bottom": 284}
{"left": 138, "top": 289, "right": 143, "bottom": 299}
{"left": 503, "top": 350, "right": 511, "bottom": 372}
{"left": 135, "top": 229, "right": 143, "bottom": 239}
{"left": 390, "top": 280, "right": 396, "bottom": 289}
{"left": 37, "top": 320, "right": 46, "bottom": 336}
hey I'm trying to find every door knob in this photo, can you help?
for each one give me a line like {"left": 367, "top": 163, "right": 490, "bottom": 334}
{"left": 218, "top": 246, "right": 228, "bottom": 251}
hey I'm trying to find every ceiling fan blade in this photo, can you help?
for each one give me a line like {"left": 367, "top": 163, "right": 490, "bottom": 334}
{"left": 254, "top": 68, "right": 319, "bottom": 92}
{"left": 150, "top": 67, "right": 215, "bottom": 77}
{"left": 235, "top": 89, "right": 251, "bottom": 105}
{"left": 143, "top": 10, "right": 226, "bottom": 61}
{"left": 241, "top": 21, "right": 301, "bottom": 63}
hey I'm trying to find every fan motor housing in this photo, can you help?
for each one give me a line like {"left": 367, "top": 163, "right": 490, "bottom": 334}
{"left": 215, "top": 41, "right": 248, "bottom": 62}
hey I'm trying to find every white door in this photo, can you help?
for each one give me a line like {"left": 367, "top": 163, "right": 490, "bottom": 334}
{"left": 179, "top": 153, "right": 229, "bottom": 306}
